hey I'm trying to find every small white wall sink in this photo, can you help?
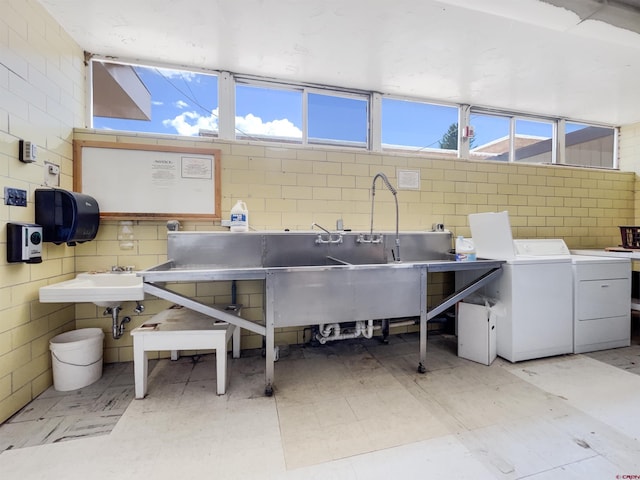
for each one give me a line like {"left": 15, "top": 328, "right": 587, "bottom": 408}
{"left": 39, "top": 272, "right": 144, "bottom": 307}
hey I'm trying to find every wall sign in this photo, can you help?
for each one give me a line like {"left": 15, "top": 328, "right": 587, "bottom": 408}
{"left": 73, "top": 140, "right": 221, "bottom": 219}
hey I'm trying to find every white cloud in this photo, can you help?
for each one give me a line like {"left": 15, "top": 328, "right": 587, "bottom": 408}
{"left": 236, "top": 113, "right": 302, "bottom": 138}
{"left": 163, "top": 109, "right": 219, "bottom": 136}
{"left": 174, "top": 100, "right": 189, "bottom": 109}
{"left": 152, "top": 100, "right": 164, "bottom": 106}
{"left": 162, "top": 109, "right": 302, "bottom": 138}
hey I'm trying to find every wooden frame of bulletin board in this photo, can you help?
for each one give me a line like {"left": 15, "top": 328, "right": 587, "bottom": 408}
{"left": 73, "top": 141, "right": 221, "bottom": 220}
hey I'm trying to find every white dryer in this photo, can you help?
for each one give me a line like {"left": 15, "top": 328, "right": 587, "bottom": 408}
{"left": 570, "top": 254, "right": 631, "bottom": 353}
{"left": 467, "top": 212, "right": 574, "bottom": 362}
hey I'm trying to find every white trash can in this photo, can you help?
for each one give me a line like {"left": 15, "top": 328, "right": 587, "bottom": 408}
{"left": 50, "top": 328, "right": 105, "bottom": 391}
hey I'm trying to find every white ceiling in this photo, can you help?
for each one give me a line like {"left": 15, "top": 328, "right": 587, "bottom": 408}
{"left": 37, "top": 0, "right": 640, "bottom": 126}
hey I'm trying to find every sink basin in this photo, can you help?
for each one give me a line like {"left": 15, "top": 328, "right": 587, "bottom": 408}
{"left": 39, "top": 272, "right": 144, "bottom": 307}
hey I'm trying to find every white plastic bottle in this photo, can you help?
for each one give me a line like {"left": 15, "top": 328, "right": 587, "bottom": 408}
{"left": 230, "top": 200, "right": 249, "bottom": 232}
{"left": 455, "top": 236, "right": 476, "bottom": 261}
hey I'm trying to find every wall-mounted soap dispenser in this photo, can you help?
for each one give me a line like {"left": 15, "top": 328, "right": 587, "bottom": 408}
{"left": 7, "top": 223, "right": 43, "bottom": 263}
{"left": 35, "top": 188, "right": 100, "bottom": 246}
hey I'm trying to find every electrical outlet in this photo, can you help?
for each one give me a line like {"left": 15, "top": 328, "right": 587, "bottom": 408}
{"left": 4, "top": 187, "right": 28, "bottom": 206}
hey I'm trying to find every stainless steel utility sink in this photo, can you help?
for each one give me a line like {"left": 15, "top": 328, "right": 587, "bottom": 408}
{"left": 140, "top": 230, "right": 504, "bottom": 395}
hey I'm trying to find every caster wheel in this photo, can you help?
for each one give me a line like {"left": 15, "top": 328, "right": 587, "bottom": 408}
{"left": 417, "top": 364, "right": 426, "bottom": 374}
{"left": 265, "top": 386, "right": 273, "bottom": 397}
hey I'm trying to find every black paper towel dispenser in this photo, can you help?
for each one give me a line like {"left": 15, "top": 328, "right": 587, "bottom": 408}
{"left": 35, "top": 189, "right": 100, "bottom": 246}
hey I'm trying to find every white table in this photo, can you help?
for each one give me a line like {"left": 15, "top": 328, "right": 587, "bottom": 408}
{"left": 131, "top": 304, "right": 241, "bottom": 398}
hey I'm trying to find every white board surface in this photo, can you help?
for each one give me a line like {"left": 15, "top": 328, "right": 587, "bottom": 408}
{"left": 74, "top": 141, "right": 221, "bottom": 219}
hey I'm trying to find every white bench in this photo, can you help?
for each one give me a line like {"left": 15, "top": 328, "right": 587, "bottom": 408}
{"left": 131, "top": 304, "right": 241, "bottom": 398}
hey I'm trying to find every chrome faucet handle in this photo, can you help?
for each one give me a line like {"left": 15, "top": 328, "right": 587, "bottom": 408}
{"left": 312, "top": 222, "right": 343, "bottom": 244}
{"left": 357, "top": 233, "right": 382, "bottom": 244}
{"left": 315, "top": 232, "right": 343, "bottom": 244}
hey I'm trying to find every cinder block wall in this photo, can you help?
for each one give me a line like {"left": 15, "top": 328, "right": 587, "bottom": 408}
{"left": 0, "top": 0, "right": 84, "bottom": 423}
{"left": 71, "top": 129, "right": 636, "bottom": 362}
{"left": 619, "top": 123, "right": 640, "bottom": 223}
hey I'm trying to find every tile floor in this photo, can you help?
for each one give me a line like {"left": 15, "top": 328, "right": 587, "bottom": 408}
{"left": 1, "top": 323, "right": 640, "bottom": 479}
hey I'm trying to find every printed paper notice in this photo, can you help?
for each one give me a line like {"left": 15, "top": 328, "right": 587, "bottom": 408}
{"left": 151, "top": 158, "right": 177, "bottom": 186}
{"left": 182, "top": 156, "right": 212, "bottom": 179}
{"left": 397, "top": 169, "right": 420, "bottom": 190}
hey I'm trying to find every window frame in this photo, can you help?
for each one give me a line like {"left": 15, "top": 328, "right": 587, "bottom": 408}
{"left": 233, "top": 79, "right": 304, "bottom": 144}
{"left": 305, "top": 87, "right": 369, "bottom": 148}
{"left": 560, "top": 120, "right": 618, "bottom": 169}
{"left": 233, "top": 76, "right": 370, "bottom": 148}
{"left": 87, "top": 56, "right": 621, "bottom": 170}
{"left": 468, "top": 108, "right": 558, "bottom": 164}
{"left": 379, "top": 95, "right": 461, "bottom": 155}
{"left": 88, "top": 57, "right": 221, "bottom": 137}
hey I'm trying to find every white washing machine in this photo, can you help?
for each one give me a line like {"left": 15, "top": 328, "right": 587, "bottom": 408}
{"left": 570, "top": 254, "right": 631, "bottom": 353}
{"left": 466, "top": 212, "right": 574, "bottom": 362}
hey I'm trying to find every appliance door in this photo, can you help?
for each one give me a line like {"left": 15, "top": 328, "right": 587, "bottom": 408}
{"left": 489, "top": 260, "right": 574, "bottom": 362}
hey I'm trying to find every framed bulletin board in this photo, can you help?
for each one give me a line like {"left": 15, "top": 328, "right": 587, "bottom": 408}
{"left": 73, "top": 140, "right": 221, "bottom": 219}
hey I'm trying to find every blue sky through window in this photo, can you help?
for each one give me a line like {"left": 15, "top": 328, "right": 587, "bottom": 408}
{"left": 308, "top": 93, "right": 367, "bottom": 144}
{"left": 94, "top": 66, "right": 219, "bottom": 135}
{"left": 92, "top": 62, "right": 610, "bottom": 158}
{"left": 93, "top": 65, "right": 447, "bottom": 147}
{"left": 382, "top": 99, "right": 458, "bottom": 149}
{"left": 235, "top": 84, "right": 302, "bottom": 139}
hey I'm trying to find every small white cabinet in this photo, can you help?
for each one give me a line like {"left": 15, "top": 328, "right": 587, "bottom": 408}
{"left": 457, "top": 302, "right": 497, "bottom": 365}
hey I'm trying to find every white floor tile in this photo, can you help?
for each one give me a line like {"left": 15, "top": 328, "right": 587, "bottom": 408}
{"left": 282, "top": 435, "right": 497, "bottom": 480}
{"left": 2, "top": 333, "right": 640, "bottom": 480}
{"left": 507, "top": 355, "right": 640, "bottom": 440}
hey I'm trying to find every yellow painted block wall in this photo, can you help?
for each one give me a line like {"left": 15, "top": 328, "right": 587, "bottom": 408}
{"left": 0, "top": 0, "right": 85, "bottom": 423}
{"left": 619, "top": 122, "right": 640, "bottom": 273}
{"left": 619, "top": 122, "right": 640, "bottom": 224}
{"left": 73, "top": 129, "right": 636, "bottom": 363}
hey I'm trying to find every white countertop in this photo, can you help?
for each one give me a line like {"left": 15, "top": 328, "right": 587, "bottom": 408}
{"left": 571, "top": 249, "right": 640, "bottom": 260}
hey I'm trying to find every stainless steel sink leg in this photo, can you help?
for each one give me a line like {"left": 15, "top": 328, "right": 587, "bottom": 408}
{"left": 418, "top": 268, "right": 427, "bottom": 374}
{"left": 381, "top": 319, "right": 389, "bottom": 344}
{"left": 265, "top": 275, "right": 275, "bottom": 396}
{"left": 418, "top": 314, "right": 427, "bottom": 374}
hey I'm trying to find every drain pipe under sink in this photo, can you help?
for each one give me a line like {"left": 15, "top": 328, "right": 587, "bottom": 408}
{"left": 316, "top": 320, "right": 376, "bottom": 344}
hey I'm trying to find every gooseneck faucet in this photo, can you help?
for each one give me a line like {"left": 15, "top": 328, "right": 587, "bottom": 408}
{"left": 370, "top": 172, "right": 400, "bottom": 262}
